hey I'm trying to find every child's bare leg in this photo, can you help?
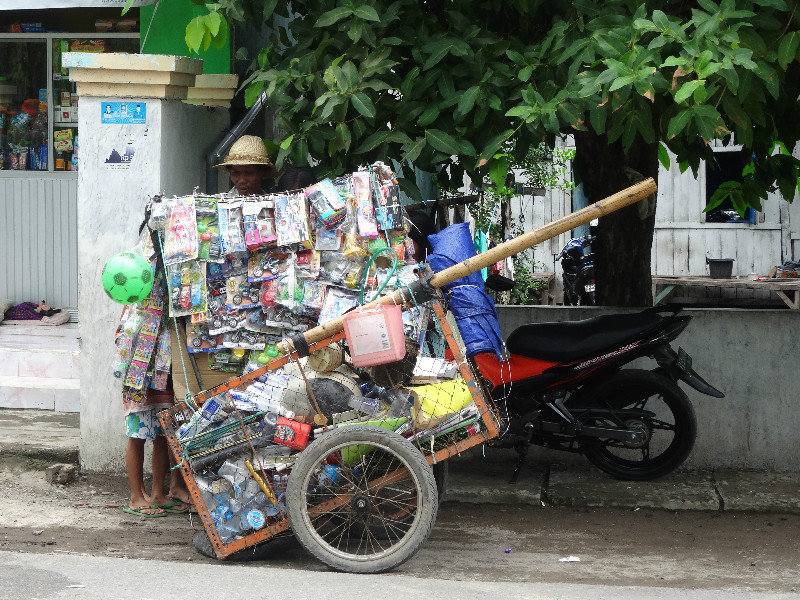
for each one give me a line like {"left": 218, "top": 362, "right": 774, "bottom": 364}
{"left": 162, "top": 440, "right": 192, "bottom": 508}
{"left": 150, "top": 435, "right": 172, "bottom": 507}
{"left": 126, "top": 437, "right": 163, "bottom": 515}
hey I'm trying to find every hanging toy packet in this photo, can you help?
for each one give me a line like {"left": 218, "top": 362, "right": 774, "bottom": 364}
{"left": 195, "top": 197, "right": 221, "bottom": 261}
{"left": 305, "top": 179, "right": 346, "bottom": 229}
{"left": 242, "top": 198, "right": 277, "bottom": 250}
{"left": 352, "top": 171, "right": 379, "bottom": 239}
{"left": 218, "top": 201, "right": 247, "bottom": 255}
{"left": 163, "top": 196, "right": 199, "bottom": 265}
{"left": 167, "top": 260, "right": 207, "bottom": 317}
{"left": 274, "top": 192, "right": 313, "bottom": 248}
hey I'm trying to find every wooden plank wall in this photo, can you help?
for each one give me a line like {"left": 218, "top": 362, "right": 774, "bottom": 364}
{"left": 0, "top": 176, "right": 79, "bottom": 309}
{"left": 653, "top": 152, "right": 784, "bottom": 278}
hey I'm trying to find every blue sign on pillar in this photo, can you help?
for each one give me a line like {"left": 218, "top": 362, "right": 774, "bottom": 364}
{"left": 101, "top": 102, "right": 146, "bottom": 125}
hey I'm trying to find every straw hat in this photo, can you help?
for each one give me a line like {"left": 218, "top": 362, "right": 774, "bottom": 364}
{"left": 214, "top": 135, "right": 278, "bottom": 177}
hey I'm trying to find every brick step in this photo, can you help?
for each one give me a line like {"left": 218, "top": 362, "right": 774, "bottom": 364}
{"left": 0, "top": 376, "right": 80, "bottom": 412}
{"left": 0, "top": 321, "right": 79, "bottom": 339}
{"left": 0, "top": 346, "right": 80, "bottom": 380}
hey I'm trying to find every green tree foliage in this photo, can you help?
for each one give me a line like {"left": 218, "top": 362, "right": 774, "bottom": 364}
{"left": 186, "top": 0, "right": 800, "bottom": 303}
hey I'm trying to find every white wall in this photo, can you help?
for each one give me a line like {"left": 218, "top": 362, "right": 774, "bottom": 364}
{"left": 78, "top": 98, "right": 228, "bottom": 472}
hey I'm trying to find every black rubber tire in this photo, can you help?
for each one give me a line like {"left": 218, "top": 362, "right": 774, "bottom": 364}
{"left": 286, "top": 425, "right": 438, "bottom": 574}
{"left": 192, "top": 530, "right": 295, "bottom": 562}
{"left": 576, "top": 369, "right": 697, "bottom": 481}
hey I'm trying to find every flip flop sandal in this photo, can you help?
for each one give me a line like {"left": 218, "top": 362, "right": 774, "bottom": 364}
{"left": 158, "top": 501, "right": 191, "bottom": 514}
{"left": 122, "top": 506, "right": 168, "bottom": 518}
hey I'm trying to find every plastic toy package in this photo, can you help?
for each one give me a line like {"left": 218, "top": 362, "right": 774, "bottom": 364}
{"left": 226, "top": 274, "right": 261, "bottom": 309}
{"left": 242, "top": 198, "right": 276, "bottom": 250}
{"left": 248, "top": 250, "right": 287, "bottom": 282}
{"left": 186, "top": 320, "right": 224, "bottom": 354}
{"left": 219, "top": 201, "right": 247, "bottom": 255}
{"left": 195, "top": 196, "right": 221, "bottom": 261}
{"left": 274, "top": 192, "right": 313, "bottom": 248}
{"left": 305, "top": 179, "right": 346, "bottom": 229}
{"left": 163, "top": 196, "right": 199, "bottom": 265}
{"left": 168, "top": 260, "right": 208, "bottom": 318}
{"left": 351, "top": 171, "right": 379, "bottom": 239}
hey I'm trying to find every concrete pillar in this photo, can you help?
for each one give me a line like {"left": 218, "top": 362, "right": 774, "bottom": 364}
{"left": 63, "top": 53, "right": 230, "bottom": 472}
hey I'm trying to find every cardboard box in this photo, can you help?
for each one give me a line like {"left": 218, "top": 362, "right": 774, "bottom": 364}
{"left": 170, "top": 320, "right": 232, "bottom": 402}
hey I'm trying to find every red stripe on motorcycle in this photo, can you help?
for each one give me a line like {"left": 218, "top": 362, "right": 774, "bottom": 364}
{"left": 473, "top": 352, "right": 559, "bottom": 390}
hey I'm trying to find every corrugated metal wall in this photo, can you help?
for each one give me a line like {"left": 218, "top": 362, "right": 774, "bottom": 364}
{"left": 0, "top": 176, "right": 78, "bottom": 309}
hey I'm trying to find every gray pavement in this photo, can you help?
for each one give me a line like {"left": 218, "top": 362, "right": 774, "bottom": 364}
{"left": 1, "top": 408, "right": 799, "bottom": 514}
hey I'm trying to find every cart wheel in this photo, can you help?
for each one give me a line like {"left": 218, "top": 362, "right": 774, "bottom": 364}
{"left": 192, "top": 531, "right": 295, "bottom": 562}
{"left": 286, "top": 425, "right": 438, "bottom": 574}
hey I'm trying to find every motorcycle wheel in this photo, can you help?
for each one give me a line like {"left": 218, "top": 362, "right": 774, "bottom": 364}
{"left": 576, "top": 369, "right": 696, "bottom": 481}
{"left": 286, "top": 425, "right": 438, "bottom": 574}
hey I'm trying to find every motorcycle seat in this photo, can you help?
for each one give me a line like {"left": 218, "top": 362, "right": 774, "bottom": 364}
{"left": 505, "top": 310, "right": 664, "bottom": 362}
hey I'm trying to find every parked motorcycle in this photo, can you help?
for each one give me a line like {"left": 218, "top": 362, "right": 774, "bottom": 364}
{"left": 556, "top": 232, "right": 595, "bottom": 306}
{"left": 471, "top": 306, "right": 724, "bottom": 481}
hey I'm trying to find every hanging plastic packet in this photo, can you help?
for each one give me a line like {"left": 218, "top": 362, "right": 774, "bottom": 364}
{"left": 315, "top": 218, "right": 342, "bottom": 251}
{"left": 305, "top": 179, "right": 346, "bottom": 229}
{"left": 218, "top": 201, "right": 247, "bottom": 255}
{"left": 150, "top": 329, "right": 171, "bottom": 390}
{"left": 352, "top": 171, "right": 379, "bottom": 239}
{"left": 226, "top": 274, "right": 262, "bottom": 309}
{"left": 208, "top": 349, "right": 249, "bottom": 373}
{"left": 259, "top": 278, "right": 278, "bottom": 307}
{"left": 318, "top": 288, "right": 358, "bottom": 325}
{"left": 295, "top": 249, "right": 320, "bottom": 279}
{"left": 242, "top": 198, "right": 276, "bottom": 250}
{"left": 195, "top": 196, "right": 221, "bottom": 261}
{"left": 275, "top": 265, "right": 303, "bottom": 311}
{"left": 186, "top": 320, "right": 223, "bottom": 353}
{"left": 300, "top": 280, "right": 326, "bottom": 317}
{"left": 274, "top": 192, "right": 313, "bottom": 248}
{"left": 163, "top": 196, "right": 199, "bottom": 265}
{"left": 112, "top": 306, "right": 144, "bottom": 380}
{"left": 167, "top": 259, "right": 208, "bottom": 317}
{"left": 248, "top": 249, "right": 287, "bottom": 282}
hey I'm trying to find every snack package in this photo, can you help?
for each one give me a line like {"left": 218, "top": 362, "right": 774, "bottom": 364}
{"left": 163, "top": 196, "right": 199, "bottom": 265}
{"left": 167, "top": 259, "right": 207, "bottom": 317}
{"left": 305, "top": 179, "right": 346, "bottom": 229}
{"left": 274, "top": 192, "right": 313, "bottom": 248}
{"left": 352, "top": 171, "right": 379, "bottom": 239}
{"left": 195, "top": 196, "right": 221, "bottom": 261}
{"left": 218, "top": 201, "right": 247, "bottom": 255}
{"left": 242, "top": 198, "right": 277, "bottom": 249}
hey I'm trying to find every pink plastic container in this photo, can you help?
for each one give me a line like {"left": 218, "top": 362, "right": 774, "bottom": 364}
{"left": 342, "top": 304, "right": 406, "bottom": 367}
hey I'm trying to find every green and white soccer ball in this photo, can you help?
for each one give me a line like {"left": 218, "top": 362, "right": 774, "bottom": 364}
{"left": 101, "top": 252, "right": 154, "bottom": 305}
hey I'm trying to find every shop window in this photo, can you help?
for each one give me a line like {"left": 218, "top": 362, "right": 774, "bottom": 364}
{"left": 0, "top": 39, "right": 48, "bottom": 171}
{"left": 705, "top": 148, "right": 756, "bottom": 224}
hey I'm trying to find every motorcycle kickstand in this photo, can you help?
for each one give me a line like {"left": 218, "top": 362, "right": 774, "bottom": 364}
{"left": 509, "top": 423, "right": 535, "bottom": 485}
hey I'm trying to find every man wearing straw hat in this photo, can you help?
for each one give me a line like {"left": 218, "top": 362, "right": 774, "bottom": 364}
{"left": 215, "top": 134, "right": 279, "bottom": 196}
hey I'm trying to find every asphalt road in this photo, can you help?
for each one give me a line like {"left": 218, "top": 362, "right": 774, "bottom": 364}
{"left": 1, "top": 550, "right": 799, "bottom": 600}
{"left": 1, "top": 468, "right": 799, "bottom": 598}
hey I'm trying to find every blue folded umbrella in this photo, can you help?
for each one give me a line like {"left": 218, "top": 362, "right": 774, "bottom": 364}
{"left": 427, "top": 223, "right": 505, "bottom": 359}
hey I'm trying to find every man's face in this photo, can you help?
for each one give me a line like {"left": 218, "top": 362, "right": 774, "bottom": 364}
{"left": 229, "top": 165, "right": 266, "bottom": 196}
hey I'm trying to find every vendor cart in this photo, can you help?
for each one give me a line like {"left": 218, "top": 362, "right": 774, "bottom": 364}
{"left": 158, "top": 178, "right": 656, "bottom": 574}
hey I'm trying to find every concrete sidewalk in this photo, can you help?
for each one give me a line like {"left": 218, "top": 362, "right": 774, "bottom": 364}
{"left": 1, "top": 408, "right": 798, "bottom": 514}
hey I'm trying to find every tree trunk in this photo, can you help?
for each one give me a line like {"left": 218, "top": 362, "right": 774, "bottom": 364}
{"left": 573, "top": 131, "right": 659, "bottom": 307}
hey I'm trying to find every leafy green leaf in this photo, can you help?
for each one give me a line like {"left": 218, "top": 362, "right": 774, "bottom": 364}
{"left": 212, "top": 17, "right": 228, "bottom": 50}
{"left": 518, "top": 65, "right": 533, "bottom": 82}
{"left": 417, "top": 105, "right": 440, "bottom": 126}
{"left": 426, "top": 129, "right": 462, "bottom": 155}
{"left": 396, "top": 177, "right": 423, "bottom": 203}
{"left": 314, "top": 7, "right": 353, "bottom": 28}
{"left": 667, "top": 109, "right": 692, "bottom": 139}
{"left": 121, "top": 0, "right": 135, "bottom": 16}
{"left": 334, "top": 122, "right": 352, "bottom": 154}
{"left": 674, "top": 80, "right": 704, "bottom": 104}
{"left": 244, "top": 81, "right": 264, "bottom": 107}
{"left": 205, "top": 11, "right": 222, "bottom": 37}
{"left": 351, "top": 92, "right": 376, "bottom": 119}
{"left": 353, "top": 5, "right": 380, "bottom": 22}
{"left": 658, "top": 143, "right": 671, "bottom": 170}
{"left": 280, "top": 134, "right": 295, "bottom": 150}
{"left": 456, "top": 86, "right": 480, "bottom": 118}
{"left": 402, "top": 137, "right": 427, "bottom": 162}
{"left": 477, "top": 129, "right": 515, "bottom": 162}
{"left": 185, "top": 16, "right": 205, "bottom": 54}
{"left": 354, "top": 130, "right": 390, "bottom": 153}
{"left": 777, "top": 31, "right": 800, "bottom": 70}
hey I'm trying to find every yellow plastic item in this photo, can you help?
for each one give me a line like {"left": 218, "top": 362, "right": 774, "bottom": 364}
{"left": 409, "top": 380, "right": 473, "bottom": 428}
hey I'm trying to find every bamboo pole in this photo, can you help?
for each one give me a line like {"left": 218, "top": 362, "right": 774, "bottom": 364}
{"left": 286, "top": 177, "right": 656, "bottom": 349}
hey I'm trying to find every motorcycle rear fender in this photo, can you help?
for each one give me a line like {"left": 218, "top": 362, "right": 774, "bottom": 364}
{"left": 652, "top": 345, "right": 725, "bottom": 398}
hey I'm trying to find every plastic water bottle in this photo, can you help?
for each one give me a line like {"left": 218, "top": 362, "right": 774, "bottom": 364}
{"left": 177, "top": 394, "right": 228, "bottom": 439}
{"left": 28, "top": 109, "right": 47, "bottom": 170}
{"left": 347, "top": 394, "right": 382, "bottom": 417}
